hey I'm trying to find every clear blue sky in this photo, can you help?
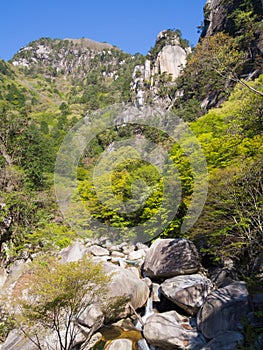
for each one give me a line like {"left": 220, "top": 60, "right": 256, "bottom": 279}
{"left": 0, "top": 0, "right": 206, "bottom": 61}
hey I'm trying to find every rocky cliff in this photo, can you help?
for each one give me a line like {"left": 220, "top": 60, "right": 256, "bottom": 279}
{"left": 201, "top": 0, "right": 263, "bottom": 74}
{"left": 130, "top": 29, "right": 190, "bottom": 108}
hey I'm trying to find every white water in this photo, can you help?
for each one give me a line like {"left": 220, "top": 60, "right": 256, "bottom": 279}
{"left": 135, "top": 296, "right": 155, "bottom": 350}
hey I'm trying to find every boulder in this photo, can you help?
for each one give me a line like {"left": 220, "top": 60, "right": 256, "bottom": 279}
{"left": 60, "top": 241, "right": 87, "bottom": 262}
{"left": 200, "top": 331, "right": 244, "bottom": 350}
{"left": 160, "top": 274, "right": 214, "bottom": 315}
{"left": 143, "top": 311, "right": 206, "bottom": 350}
{"left": 143, "top": 238, "right": 200, "bottom": 279}
{"left": 197, "top": 281, "right": 249, "bottom": 339}
{"left": 128, "top": 249, "right": 146, "bottom": 261}
{"left": 77, "top": 303, "right": 104, "bottom": 330}
{"left": 106, "top": 339, "right": 133, "bottom": 350}
{"left": 87, "top": 245, "right": 110, "bottom": 256}
{"left": 103, "top": 262, "right": 149, "bottom": 312}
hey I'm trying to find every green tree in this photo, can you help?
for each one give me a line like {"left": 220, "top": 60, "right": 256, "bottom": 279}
{"left": 9, "top": 255, "right": 111, "bottom": 350}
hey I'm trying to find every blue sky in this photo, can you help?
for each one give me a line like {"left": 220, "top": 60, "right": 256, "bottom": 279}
{"left": 0, "top": 0, "right": 206, "bottom": 61}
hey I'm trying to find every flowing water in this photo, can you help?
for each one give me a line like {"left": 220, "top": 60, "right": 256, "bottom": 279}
{"left": 94, "top": 296, "right": 155, "bottom": 349}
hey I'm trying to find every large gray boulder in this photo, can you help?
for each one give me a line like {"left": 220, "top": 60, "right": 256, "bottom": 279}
{"left": 143, "top": 238, "right": 200, "bottom": 279}
{"left": 143, "top": 311, "right": 206, "bottom": 350}
{"left": 160, "top": 274, "right": 214, "bottom": 315}
{"left": 103, "top": 262, "right": 149, "bottom": 312}
{"left": 197, "top": 281, "right": 249, "bottom": 339}
{"left": 200, "top": 331, "right": 244, "bottom": 350}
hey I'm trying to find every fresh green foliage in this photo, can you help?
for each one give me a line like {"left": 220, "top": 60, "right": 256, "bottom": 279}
{"left": 9, "top": 255, "right": 111, "bottom": 350}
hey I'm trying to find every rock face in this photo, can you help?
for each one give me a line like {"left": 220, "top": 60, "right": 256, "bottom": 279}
{"left": 143, "top": 311, "right": 206, "bottom": 350}
{"left": 131, "top": 29, "right": 190, "bottom": 108}
{"left": 160, "top": 274, "right": 214, "bottom": 315}
{"left": 201, "top": 0, "right": 263, "bottom": 38}
{"left": 200, "top": 331, "right": 244, "bottom": 350}
{"left": 143, "top": 238, "right": 201, "bottom": 279}
{"left": 197, "top": 281, "right": 250, "bottom": 339}
{"left": 201, "top": 0, "right": 263, "bottom": 75}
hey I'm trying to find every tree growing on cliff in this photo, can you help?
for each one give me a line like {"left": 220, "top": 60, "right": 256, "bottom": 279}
{"left": 9, "top": 255, "right": 111, "bottom": 350}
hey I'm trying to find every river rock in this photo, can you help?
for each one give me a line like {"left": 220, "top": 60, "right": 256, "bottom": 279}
{"left": 128, "top": 249, "right": 146, "bottom": 261}
{"left": 143, "top": 238, "right": 200, "bottom": 279}
{"left": 160, "top": 274, "right": 214, "bottom": 315}
{"left": 87, "top": 245, "right": 110, "bottom": 256}
{"left": 197, "top": 281, "right": 249, "bottom": 339}
{"left": 200, "top": 331, "right": 244, "bottom": 350}
{"left": 103, "top": 262, "right": 149, "bottom": 312}
{"left": 60, "top": 241, "right": 87, "bottom": 262}
{"left": 143, "top": 311, "right": 206, "bottom": 349}
{"left": 106, "top": 339, "right": 133, "bottom": 350}
{"left": 77, "top": 303, "right": 104, "bottom": 329}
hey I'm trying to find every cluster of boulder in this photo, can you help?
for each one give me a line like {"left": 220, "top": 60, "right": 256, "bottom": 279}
{"left": 1, "top": 237, "right": 262, "bottom": 350}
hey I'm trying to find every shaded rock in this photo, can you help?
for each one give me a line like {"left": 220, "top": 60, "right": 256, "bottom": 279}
{"left": 106, "top": 339, "right": 133, "bottom": 350}
{"left": 200, "top": 331, "right": 244, "bottom": 350}
{"left": 143, "top": 238, "right": 200, "bottom": 279}
{"left": 82, "top": 332, "right": 102, "bottom": 350}
{"left": 197, "top": 281, "right": 249, "bottom": 339}
{"left": 143, "top": 311, "right": 206, "bottom": 350}
{"left": 87, "top": 245, "right": 110, "bottom": 256}
{"left": 161, "top": 274, "right": 214, "bottom": 315}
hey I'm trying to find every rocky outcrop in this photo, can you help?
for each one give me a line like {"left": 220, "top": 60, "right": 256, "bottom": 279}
{"left": 160, "top": 274, "right": 214, "bottom": 315}
{"left": 10, "top": 37, "right": 142, "bottom": 87}
{"left": 11, "top": 37, "right": 115, "bottom": 77}
{"left": 201, "top": 0, "right": 263, "bottom": 75}
{"left": 201, "top": 0, "right": 263, "bottom": 38}
{"left": 197, "top": 281, "right": 249, "bottom": 339}
{"left": 131, "top": 29, "right": 190, "bottom": 108}
{"left": 143, "top": 238, "right": 201, "bottom": 279}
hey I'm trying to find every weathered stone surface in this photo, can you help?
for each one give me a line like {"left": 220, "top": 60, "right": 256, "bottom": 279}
{"left": 103, "top": 262, "right": 149, "bottom": 312}
{"left": 128, "top": 249, "right": 146, "bottom": 261}
{"left": 1, "top": 330, "right": 36, "bottom": 350}
{"left": 161, "top": 274, "right": 214, "bottom": 315}
{"left": 82, "top": 332, "right": 102, "bottom": 350}
{"left": 111, "top": 251, "right": 125, "bottom": 258}
{"left": 77, "top": 303, "right": 104, "bottom": 329}
{"left": 87, "top": 245, "right": 110, "bottom": 256}
{"left": 156, "top": 44, "right": 187, "bottom": 80}
{"left": 106, "top": 339, "right": 133, "bottom": 350}
{"left": 143, "top": 311, "right": 206, "bottom": 350}
{"left": 143, "top": 238, "right": 201, "bottom": 279}
{"left": 60, "top": 241, "right": 86, "bottom": 262}
{"left": 200, "top": 331, "right": 244, "bottom": 350}
{"left": 197, "top": 281, "right": 249, "bottom": 339}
